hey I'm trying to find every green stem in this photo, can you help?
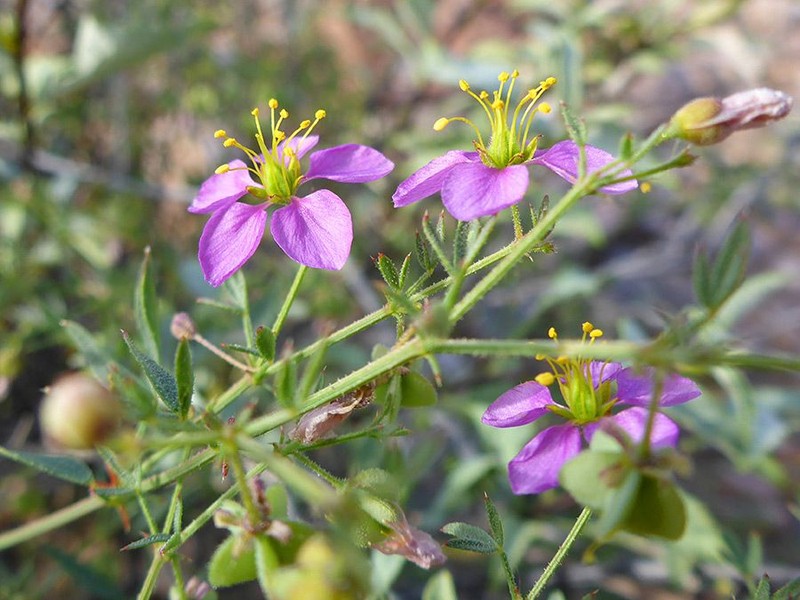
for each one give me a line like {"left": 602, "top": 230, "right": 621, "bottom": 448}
{"left": 225, "top": 438, "right": 261, "bottom": 526}
{"left": 272, "top": 264, "right": 307, "bottom": 338}
{"left": 137, "top": 551, "right": 167, "bottom": 600}
{"left": 0, "top": 495, "right": 104, "bottom": 551}
{"left": 526, "top": 507, "right": 592, "bottom": 600}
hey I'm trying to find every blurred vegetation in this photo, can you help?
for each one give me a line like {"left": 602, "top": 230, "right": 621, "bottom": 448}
{"left": 1, "top": 0, "right": 799, "bottom": 598}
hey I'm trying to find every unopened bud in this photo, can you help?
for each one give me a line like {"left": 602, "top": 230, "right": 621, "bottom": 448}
{"left": 40, "top": 373, "right": 122, "bottom": 449}
{"left": 170, "top": 312, "right": 197, "bottom": 340}
{"left": 668, "top": 88, "right": 792, "bottom": 145}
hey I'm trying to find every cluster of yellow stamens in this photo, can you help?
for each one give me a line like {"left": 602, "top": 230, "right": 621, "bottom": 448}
{"left": 533, "top": 322, "right": 614, "bottom": 424}
{"left": 434, "top": 70, "right": 557, "bottom": 168}
{"left": 210, "top": 99, "right": 326, "bottom": 203}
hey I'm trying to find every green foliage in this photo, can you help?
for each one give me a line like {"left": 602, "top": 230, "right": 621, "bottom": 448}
{"left": 0, "top": 446, "right": 93, "bottom": 485}
{"left": 122, "top": 331, "right": 178, "bottom": 413}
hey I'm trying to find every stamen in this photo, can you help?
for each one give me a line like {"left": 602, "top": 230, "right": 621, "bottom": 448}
{"left": 214, "top": 164, "right": 230, "bottom": 175}
{"left": 548, "top": 327, "right": 558, "bottom": 340}
{"left": 640, "top": 182, "right": 652, "bottom": 193}
{"left": 213, "top": 129, "right": 227, "bottom": 139}
{"left": 223, "top": 138, "right": 237, "bottom": 148}
{"left": 589, "top": 329, "right": 603, "bottom": 339}
{"left": 582, "top": 322, "right": 594, "bottom": 333}
{"left": 535, "top": 372, "right": 555, "bottom": 386}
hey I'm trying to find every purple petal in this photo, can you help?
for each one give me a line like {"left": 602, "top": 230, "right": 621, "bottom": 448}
{"left": 441, "top": 162, "right": 529, "bottom": 221}
{"left": 278, "top": 135, "right": 319, "bottom": 163}
{"left": 588, "top": 361, "right": 624, "bottom": 387}
{"left": 531, "top": 140, "right": 638, "bottom": 195}
{"left": 270, "top": 189, "right": 353, "bottom": 270}
{"left": 391, "top": 151, "right": 477, "bottom": 207}
{"left": 616, "top": 367, "right": 702, "bottom": 407}
{"left": 305, "top": 144, "right": 394, "bottom": 183}
{"left": 589, "top": 407, "right": 680, "bottom": 449}
{"left": 481, "top": 382, "right": 555, "bottom": 428}
{"left": 508, "top": 424, "right": 582, "bottom": 494}
{"left": 189, "top": 159, "right": 253, "bottom": 214}
{"left": 198, "top": 202, "right": 267, "bottom": 287}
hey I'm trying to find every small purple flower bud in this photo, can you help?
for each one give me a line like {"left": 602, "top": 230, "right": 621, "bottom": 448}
{"left": 40, "top": 373, "right": 122, "bottom": 449}
{"left": 668, "top": 88, "right": 793, "bottom": 145}
{"left": 170, "top": 312, "right": 197, "bottom": 340}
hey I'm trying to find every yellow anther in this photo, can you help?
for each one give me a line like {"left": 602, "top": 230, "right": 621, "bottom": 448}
{"left": 498, "top": 71, "right": 510, "bottom": 82}
{"left": 544, "top": 76, "right": 557, "bottom": 88}
{"left": 535, "top": 372, "right": 556, "bottom": 386}
{"left": 433, "top": 117, "right": 450, "bottom": 131}
{"left": 582, "top": 322, "right": 594, "bottom": 333}
{"left": 214, "top": 164, "right": 230, "bottom": 175}
{"left": 268, "top": 98, "right": 279, "bottom": 109}
{"left": 459, "top": 80, "right": 470, "bottom": 92}
{"left": 223, "top": 138, "right": 236, "bottom": 147}
{"left": 491, "top": 99, "right": 505, "bottom": 111}
{"left": 538, "top": 102, "right": 552, "bottom": 114}
{"left": 251, "top": 107, "right": 260, "bottom": 117}
{"left": 548, "top": 327, "right": 558, "bottom": 339}
{"left": 274, "top": 130, "right": 286, "bottom": 142}
{"left": 590, "top": 329, "right": 603, "bottom": 339}
{"left": 511, "top": 69, "right": 519, "bottom": 78}
{"left": 479, "top": 90, "right": 489, "bottom": 100}
{"left": 640, "top": 181, "right": 652, "bottom": 193}
{"left": 299, "top": 119, "right": 311, "bottom": 129}
{"left": 535, "top": 353, "right": 545, "bottom": 361}
{"left": 213, "top": 129, "right": 227, "bottom": 138}
{"left": 555, "top": 356, "right": 568, "bottom": 364}
{"left": 280, "top": 109, "right": 289, "bottom": 119}
{"left": 315, "top": 109, "right": 326, "bottom": 120}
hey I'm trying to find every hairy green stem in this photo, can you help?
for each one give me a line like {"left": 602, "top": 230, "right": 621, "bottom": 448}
{"left": 526, "top": 507, "right": 592, "bottom": 599}
{"left": 272, "top": 264, "right": 308, "bottom": 338}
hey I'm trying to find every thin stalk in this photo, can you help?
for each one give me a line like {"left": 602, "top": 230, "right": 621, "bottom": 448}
{"left": 272, "top": 264, "right": 308, "bottom": 338}
{"left": 0, "top": 496, "right": 104, "bottom": 551}
{"left": 526, "top": 507, "right": 592, "bottom": 600}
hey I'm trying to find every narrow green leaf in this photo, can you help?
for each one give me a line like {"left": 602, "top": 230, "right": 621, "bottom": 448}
{"left": 0, "top": 446, "right": 93, "bottom": 485}
{"left": 452, "top": 220, "right": 469, "bottom": 265}
{"left": 61, "top": 320, "right": 113, "bottom": 381}
{"left": 773, "top": 576, "right": 800, "bottom": 600}
{"left": 692, "top": 248, "right": 712, "bottom": 308}
{"left": 122, "top": 331, "right": 179, "bottom": 413}
{"left": 441, "top": 522, "right": 496, "bottom": 554}
{"left": 415, "top": 230, "right": 435, "bottom": 272}
{"left": 483, "top": 494, "right": 504, "bottom": 547}
{"left": 208, "top": 534, "right": 257, "bottom": 587}
{"left": 376, "top": 253, "right": 401, "bottom": 289}
{"left": 134, "top": 246, "right": 160, "bottom": 360}
{"left": 397, "top": 254, "right": 412, "bottom": 288}
{"left": 120, "top": 533, "right": 171, "bottom": 551}
{"left": 753, "top": 575, "right": 771, "bottom": 600}
{"left": 223, "top": 270, "right": 248, "bottom": 312}
{"left": 274, "top": 359, "right": 297, "bottom": 408}
{"left": 422, "top": 570, "right": 458, "bottom": 600}
{"left": 173, "top": 498, "right": 183, "bottom": 534}
{"left": 618, "top": 132, "right": 634, "bottom": 161}
{"left": 560, "top": 102, "right": 587, "bottom": 146}
{"left": 224, "top": 343, "right": 262, "bottom": 357}
{"left": 709, "top": 220, "right": 750, "bottom": 307}
{"left": 435, "top": 211, "right": 446, "bottom": 242}
{"left": 174, "top": 338, "right": 193, "bottom": 419}
{"left": 255, "top": 326, "right": 276, "bottom": 361}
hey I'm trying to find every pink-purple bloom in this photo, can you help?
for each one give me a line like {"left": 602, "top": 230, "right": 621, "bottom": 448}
{"left": 189, "top": 103, "right": 394, "bottom": 287}
{"left": 392, "top": 71, "right": 637, "bottom": 221}
{"left": 482, "top": 325, "right": 701, "bottom": 494}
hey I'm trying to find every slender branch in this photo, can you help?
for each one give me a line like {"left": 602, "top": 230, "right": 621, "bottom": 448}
{"left": 526, "top": 507, "right": 592, "bottom": 599}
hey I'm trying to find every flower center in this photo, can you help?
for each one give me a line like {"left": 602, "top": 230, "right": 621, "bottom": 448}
{"left": 535, "top": 322, "right": 616, "bottom": 425}
{"left": 212, "top": 99, "right": 327, "bottom": 204}
{"left": 433, "top": 70, "right": 556, "bottom": 169}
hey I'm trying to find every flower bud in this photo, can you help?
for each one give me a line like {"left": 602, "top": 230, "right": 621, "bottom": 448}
{"left": 170, "top": 312, "right": 197, "bottom": 340}
{"left": 668, "top": 88, "right": 793, "bottom": 145}
{"left": 40, "top": 373, "right": 122, "bottom": 449}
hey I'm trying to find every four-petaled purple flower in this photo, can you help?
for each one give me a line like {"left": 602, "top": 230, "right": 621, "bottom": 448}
{"left": 392, "top": 71, "right": 638, "bottom": 221}
{"left": 189, "top": 101, "right": 394, "bottom": 287}
{"left": 481, "top": 324, "right": 701, "bottom": 495}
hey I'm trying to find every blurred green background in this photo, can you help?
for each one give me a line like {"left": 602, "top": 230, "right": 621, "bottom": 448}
{"left": 1, "top": 0, "right": 799, "bottom": 598}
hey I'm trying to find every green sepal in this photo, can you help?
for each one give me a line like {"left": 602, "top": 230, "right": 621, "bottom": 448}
{"left": 560, "top": 102, "right": 587, "bottom": 147}
{"left": 618, "top": 132, "right": 635, "bottom": 161}
{"left": 483, "top": 494, "right": 504, "bottom": 547}
{"left": 441, "top": 522, "right": 496, "bottom": 554}
{"left": 174, "top": 338, "right": 193, "bottom": 419}
{"left": 122, "top": 331, "right": 179, "bottom": 413}
{"left": 255, "top": 326, "right": 276, "bottom": 362}
{"left": 134, "top": 246, "right": 160, "bottom": 361}
{"left": 560, "top": 448, "right": 625, "bottom": 510}
{"left": 452, "top": 220, "right": 470, "bottom": 265}
{"left": 397, "top": 254, "right": 412, "bottom": 288}
{"left": 208, "top": 534, "right": 258, "bottom": 588}
{"left": 399, "top": 371, "right": 437, "bottom": 407}
{"left": 415, "top": 230, "right": 436, "bottom": 272}
{"left": 619, "top": 475, "right": 686, "bottom": 540}
{"left": 120, "top": 533, "right": 171, "bottom": 552}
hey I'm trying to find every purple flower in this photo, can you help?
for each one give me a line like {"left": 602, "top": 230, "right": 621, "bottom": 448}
{"left": 392, "top": 71, "right": 637, "bottom": 221}
{"left": 481, "top": 324, "right": 701, "bottom": 494}
{"left": 189, "top": 102, "right": 394, "bottom": 287}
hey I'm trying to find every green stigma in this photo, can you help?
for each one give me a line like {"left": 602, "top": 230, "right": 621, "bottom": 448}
{"left": 213, "top": 99, "right": 326, "bottom": 204}
{"left": 537, "top": 322, "right": 615, "bottom": 424}
{"left": 434, "top": 70, "right": 556, "bottom": 169}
